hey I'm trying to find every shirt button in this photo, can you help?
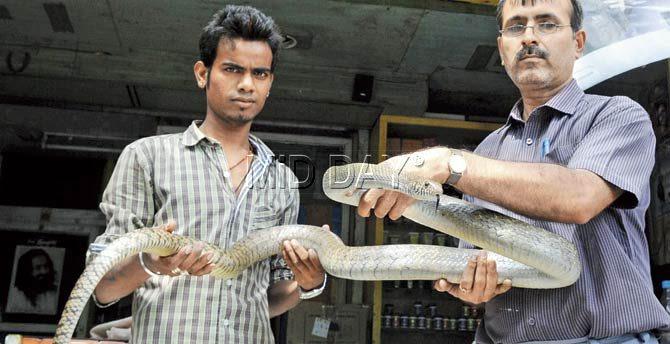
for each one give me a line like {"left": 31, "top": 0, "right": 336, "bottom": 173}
{"left": 527, "top": 317, "right": 536, "bottom": 326}
{"left": 526, "top": 138, "right": 534, "bottom": 145}
{"left": 227, "top": 280, "right": 233, "bottom": 287}
{"left": 223, "top": 171, "right": 230, "bottom": 178}
{"left": 223, "top": 319, "right": 230, "bottom": 326}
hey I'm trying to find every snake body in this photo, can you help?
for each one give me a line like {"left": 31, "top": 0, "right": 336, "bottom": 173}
{"left": 54, "top": 163, "right": 580, "bottom": 343}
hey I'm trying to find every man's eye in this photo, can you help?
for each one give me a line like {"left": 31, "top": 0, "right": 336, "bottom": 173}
{"left": 224, "top": 67, "right": 240, "bottom": 73}
{"left": 255, "top": 71, "right": 269, "bottom": 79}
{"left": 539, "top": 22, "right": 557, "bottom": 29}
{"left": 508, "top": 25, "right": 525, "bottom": 33}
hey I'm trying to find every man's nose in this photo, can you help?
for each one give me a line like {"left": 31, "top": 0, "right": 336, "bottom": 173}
{"left": 520, "top": 26, "right": 539, "bottom": 46}
{"left": 238, "top": 72, "right": 255, "bottom": 94}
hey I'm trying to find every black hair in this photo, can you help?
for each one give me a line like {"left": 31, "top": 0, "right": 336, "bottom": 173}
{"left": 14, "top": 248, "right": 56, "bottom": 306}
{"left": 496, "top": 0, "right": 583, "bottom": 32}
{"left": 199, "top": 5, "right": 282, "bottom": 72}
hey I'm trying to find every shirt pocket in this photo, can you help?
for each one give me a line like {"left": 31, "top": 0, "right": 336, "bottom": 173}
{"left": 544, "top": 144, "right": 575, "bottom": 166}
{"left": 251, "top": 205, "right": 281, "bottom": 230}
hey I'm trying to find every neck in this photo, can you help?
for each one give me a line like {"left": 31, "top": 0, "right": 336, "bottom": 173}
{"left": 519, "top": 78, "right": 573, "bottom": 121}
{"left": 199, "top": 111, "right": 252, "bottom": 152}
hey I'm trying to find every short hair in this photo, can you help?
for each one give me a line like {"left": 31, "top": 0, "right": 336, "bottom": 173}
{"left": 496, "top": 0, "right": 583, "bottom": 32}
{"left": 199, "top": 5, "right": 282, "bottom": 71}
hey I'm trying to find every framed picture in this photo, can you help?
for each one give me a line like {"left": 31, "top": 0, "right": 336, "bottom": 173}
{"left": 5, "top": 245, "right": 65, "bottom": 315}
{"left": 0, "top": 230, "right": 89, "bottom": 326}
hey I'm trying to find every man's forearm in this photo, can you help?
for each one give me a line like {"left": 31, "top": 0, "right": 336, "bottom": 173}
{"left": 267, "top": 280, "right": 300, "bottom": 318}
{"left": 455, "top": 151, "right": 619, "bottom": 224}
{"left": 94, "top": 254, "right": 150, "bottom": 304}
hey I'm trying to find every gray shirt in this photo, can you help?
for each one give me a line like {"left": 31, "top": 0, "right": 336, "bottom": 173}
{"left": 93, "top": 121, "right": 298, "bottom": 343}
{"left": 461, "top": 79, "right": 670, "bottom": 343}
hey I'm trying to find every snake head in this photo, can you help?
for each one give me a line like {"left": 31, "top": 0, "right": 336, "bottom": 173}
{"left": 415, "top": 179, "right": 443, "bottom": 201}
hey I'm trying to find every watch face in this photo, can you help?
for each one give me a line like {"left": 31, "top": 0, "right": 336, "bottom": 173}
{"left": 450, "top": 155, "right": 466, "bottom": 173}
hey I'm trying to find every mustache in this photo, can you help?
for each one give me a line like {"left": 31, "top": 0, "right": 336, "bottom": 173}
{"left": 515, "top": 45, "right": 549, "bottom": 61}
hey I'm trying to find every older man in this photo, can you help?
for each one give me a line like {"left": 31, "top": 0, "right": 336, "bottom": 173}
{"left": 358, "top": 0, "right": 670, "bottom": 342}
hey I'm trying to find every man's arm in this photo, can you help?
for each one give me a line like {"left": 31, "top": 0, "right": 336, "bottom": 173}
{"left": 358, "top": 147, "right": 620, "bottom": 225}
{"left": 268, "top": 234, "right": 328, "bottom": 317}
{"left": 94, "top": 224, "right": 214, "bottom": 304}
{"left": 267, "top": 171, "right": 326, "bottom": 317}
{"left": 361, "top": 99, "right": 653, "bottom": 225}
{"left": 92, "top": 145, "right": 156, "bottom": 304}
{"left": 94, "top": 254, "right": 152, "bottom": 305}
{"left": 93, "top": 146, "right": 213, "bottom": 305}
{"left": 451, "top": 150, "right": 622, "bottom": 224}
{"left": 268, "top": 279, "right": 300, "bottom": 318}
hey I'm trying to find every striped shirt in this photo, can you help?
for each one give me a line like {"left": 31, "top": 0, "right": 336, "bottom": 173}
{"left": 461, "top": 79, "right": 670, "bottom": 343}
{"left": 92, "top": 121, "right": 299, "bottom": 343}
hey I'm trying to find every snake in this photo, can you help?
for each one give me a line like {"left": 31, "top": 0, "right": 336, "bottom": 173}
{"left": 54, "top": 162, "right": 580, "bottom": 343}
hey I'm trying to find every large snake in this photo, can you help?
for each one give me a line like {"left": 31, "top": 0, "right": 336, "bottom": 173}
{"left": 54, "top": 162, "right": 580, "bottom": 343}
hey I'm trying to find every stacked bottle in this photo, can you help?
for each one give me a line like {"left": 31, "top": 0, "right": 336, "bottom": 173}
{"left": 381, "top": 302, "right": 483, "bottom": 332}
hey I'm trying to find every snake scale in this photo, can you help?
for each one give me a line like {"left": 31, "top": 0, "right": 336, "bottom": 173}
{"left": 54, "top": 162, "right": 580, "bottom": 343}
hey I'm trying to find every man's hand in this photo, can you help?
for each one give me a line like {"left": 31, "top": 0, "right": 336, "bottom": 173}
{"left": 281, "top": 225, "right": 328, "bottom": 290}
{"left": 358, "top": 147, "right": 451, "bottom": 219}
{"left": 433, "top": 251, "right": 512, "bottom": 304}
{"left": 357, "top": 188, "right": 415, "bottom": 220}
{"left": 145, "top": 222, "right": 215, "bottom": 277}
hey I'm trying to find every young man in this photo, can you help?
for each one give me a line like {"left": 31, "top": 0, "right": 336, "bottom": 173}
{"left": 91, "top": 5, "right": 326, "bottom": 343}
{"left": 358, "top": 0, "right": 670, "bottom": 342}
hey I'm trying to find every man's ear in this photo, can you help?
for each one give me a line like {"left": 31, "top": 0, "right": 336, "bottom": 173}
{"left": 194, "top": 61, "right": 208, "bottom": 89}
{"left": 574, "top": 29, "right": 586, "bottom": 59}
{"left": 497, "top": 36, "right": 506, "bottom": 67}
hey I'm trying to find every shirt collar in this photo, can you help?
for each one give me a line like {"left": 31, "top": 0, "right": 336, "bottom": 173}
{"left": 506, "top": 100, "right": 525, "bottom": 126}
{"left": 505, "top": 78, "right": 585, "bottom": 126}
{"left": 181, "top": 120, "right": 273, "bottom": 167}
{"left": 544, "top": 78, "right": 584, "bottom": 116}
{"left": 182, "top": 120, "right": 208, "bottom": 147}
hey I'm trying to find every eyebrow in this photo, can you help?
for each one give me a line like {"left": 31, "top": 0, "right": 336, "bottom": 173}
{"left": 504, "top": 13, "right": 562, "bottom": 26}
{"left": 221, "top": 62, "right": 272, "bottom": 74}
{"left": 534, "top": 13, "right": 561, "bottom": 22}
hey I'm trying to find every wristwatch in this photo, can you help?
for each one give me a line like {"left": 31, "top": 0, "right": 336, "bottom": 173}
{"left": 446, "top": 149, "right": 466, "bottom": 186}
{"left": 299, "top": 274, "right": 328, "bottom": 300}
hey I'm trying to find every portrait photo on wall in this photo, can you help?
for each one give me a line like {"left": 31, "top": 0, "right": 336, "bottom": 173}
{"left": 5, "top": 245, "right": 65, "bottom": 315}
{"left": 0, "top": 230, "right": 88, "bottom": 325}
